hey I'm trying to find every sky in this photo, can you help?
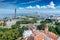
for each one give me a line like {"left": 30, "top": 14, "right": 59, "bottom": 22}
{"left": 0, "top": 0, "right": 60, "bottom": 14}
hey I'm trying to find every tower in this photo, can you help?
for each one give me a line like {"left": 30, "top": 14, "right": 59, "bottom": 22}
{"left": 14, "top": 8, "right": 16, "bottom": 18}
{"left": 45, "top": 23, "right": 48, "bottom": 31}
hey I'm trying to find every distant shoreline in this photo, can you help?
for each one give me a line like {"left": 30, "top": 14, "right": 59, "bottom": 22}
{"left": 0, "top": 13, "right": 60, "bottom": 18}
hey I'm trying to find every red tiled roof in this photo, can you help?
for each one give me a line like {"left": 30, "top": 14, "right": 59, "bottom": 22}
{"left": 34, "top": 34, "right": 44, "bottom": 40}
{"left": 27, "top": 36, "right": 34, "bottom": 40}
{"left": 49, "top": 32, "right": 58, "bottom": 40}
{"left": 40, "top": 30, "right": 58, "bottom": 40}
{"left": 28, "top": 26, "right": 35, "bottom": 31}
{"left": 0, "top": 20, "right": 4, "bottom": 24}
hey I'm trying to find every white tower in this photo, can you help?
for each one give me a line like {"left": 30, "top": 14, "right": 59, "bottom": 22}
{"left": 45, "top": 24, "right": 48, "bottom": 31}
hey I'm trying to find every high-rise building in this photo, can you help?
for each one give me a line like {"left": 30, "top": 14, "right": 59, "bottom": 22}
{"left": 14, "top": 8, "right": 16, "bottom": 18}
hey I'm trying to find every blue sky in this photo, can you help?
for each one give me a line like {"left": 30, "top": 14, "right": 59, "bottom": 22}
{"left": 0, "top": 0, "right": 60, "bottom": 14}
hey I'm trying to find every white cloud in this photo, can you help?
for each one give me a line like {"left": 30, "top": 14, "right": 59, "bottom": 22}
{"left": 40, "top": 1, "right": 55, "bottom": 9}
{"left": 40, "top": 6, "right": 47, "bottom": 8}
{"left": 35, "top": 5, "right": 40, "bottom": 9}
{"left": 19, "top": 7, "right": 24, "bottom": 9}
{"left": 26, "top": 5, "right": 40, "bottom": 9}
{"left": 47, "top": 1, "right": 55, "bottom": 8}
{"left": 26, "top": 1, "right": 55, "bottom": 9}
{"left": 26, "top": 6, "right": 33, "bottom": 8}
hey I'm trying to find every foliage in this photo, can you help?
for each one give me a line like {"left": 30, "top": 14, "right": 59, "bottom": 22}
{"left": 45, "top": 19, "right": 55, "bottom": 23}
{"left": 11, "top": 22, "right": 28, "bottom": 37}
{"left": 11, "top": 24, "right": 20, "bottom": 29}
{"left": 55, "top": 22, "right": 60, "bottom": 25}
{"left": 55, "top": 22, "right": 60, "bottom": 35}
{"left": 0, "top": 28, "right": 10, "bottom": 32}
{"left": 16, "top": 20, "right": 37, "bottom": 24}
{"left": 18, "top": 26, "right": 28, "bottom": 37}
{"left": 0, "top": 28, "right": 19, "bottom": 40}
{"left": 3, "top": 23, "right": 6, "bottom": 26}
{"left": 0, "top": 24, "right": 28, "bottom": 40}
{"left": 37, "top": 21, "right": 47, "bottom": 30}
{"left": 40, "top": 21, "right": 47, "bottom": 24}
{"left": 37, "top": 25, "right": 45, "bottom": 30}
{"left": 55, "top": 25, "right": 60, "bottom": 35}
{"left": 0, "top": 23, "right": 2, "bottom": 26}
{"left": 48, "top": 26, "right": 59, "bottom": 35}
{"left": 37, "top": 21, "right": 60, "bottom": 36}
{"left": 0, "top": 23, "right": 6, "bottom": 26}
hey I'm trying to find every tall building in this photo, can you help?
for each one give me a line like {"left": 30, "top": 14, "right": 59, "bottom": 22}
{"left": 14, "top": 8, "right": 16, "bottom": 18}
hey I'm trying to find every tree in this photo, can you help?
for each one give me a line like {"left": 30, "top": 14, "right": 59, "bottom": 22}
{"left": 37, "top": 21, "right": 46, "bottom": 30}
{"left": 16, "top": 21, "right": 21, "bottom": 25}
{"left": 19, "top": 26, "right": 28, "bottom": 37}
{"left": 55, "top": 22, "right": 60, "bottom": 35}
{"left": 0, "top": 29, "right": 19, "bottom": 40}
{"left": 37, "top": 25, "right": 45, "bottom": 30}
{"left": 11, "top": 24, "right": 20, "bottom": 29}
{"left": 3, "top": 23, "right": 6, "bottom": 26}
{"left": 49, "top": 26, "right": 58, "bottom": 35}
{"left": 55, "top": 22, "right": 60, "bottom": 25}
{"left": 16, "top": 20, "right": 37, "bottom": 24}
{"left": 55, "top": 25, "right": 60, "bottom": 34}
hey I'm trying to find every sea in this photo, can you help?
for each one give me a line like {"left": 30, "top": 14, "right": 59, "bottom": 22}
{"left": 0, "top": 13, "right": 37, "bottom": 18}
{"left": 0, "top": 13, "right": 60, "bottom": 18}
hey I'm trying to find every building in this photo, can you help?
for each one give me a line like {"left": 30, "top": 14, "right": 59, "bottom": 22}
{"left": 6, "top": 20, "right": 16, "bottom": 28}
{"left": 55, "top": 16, "right": 60, "bottom": 22}
{"left": 0, "top": 20, "right": 4, "bottom": 24}
{"left": 14, "top": 8, "right": 16, "bottom": 18}
{"left": 23, "top": 24, "right": 60, "bottom": 40}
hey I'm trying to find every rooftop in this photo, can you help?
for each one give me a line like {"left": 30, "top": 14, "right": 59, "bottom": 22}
{"left": 23, "top": 24, "right": 59, "bottom": 40}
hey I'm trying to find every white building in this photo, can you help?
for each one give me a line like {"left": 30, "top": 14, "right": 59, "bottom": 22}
{"left": 6, "top": 20, "right": 16, "bottom": 28}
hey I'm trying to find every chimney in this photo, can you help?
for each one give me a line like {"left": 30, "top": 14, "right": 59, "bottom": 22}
{"left": 45, "top": 23, "right": 48, "bottom": 31}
